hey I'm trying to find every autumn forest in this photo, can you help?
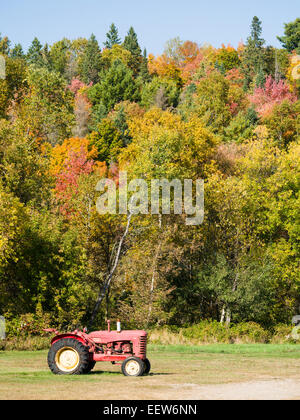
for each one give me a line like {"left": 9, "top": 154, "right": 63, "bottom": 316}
{"left": 0, "top": 17, "right": 299, "bottom": 339}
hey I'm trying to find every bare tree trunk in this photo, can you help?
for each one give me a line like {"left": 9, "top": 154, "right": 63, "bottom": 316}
{"left": 147, "top": 245, "right": 161, "bottom": 327}
{"left": 225, "top": 309, "right": 231, "bottom": 326}
{"left": 220, "top": 306, "right": 226, "bottom": 324}
{"left": 147, "top": 215, "right": 163, "bottom": 327}
{"left": 105, "top": 287, "right": 110, "bottom": 320}
{"left": 88, "top": 212, "right": 133, "bottom": 329}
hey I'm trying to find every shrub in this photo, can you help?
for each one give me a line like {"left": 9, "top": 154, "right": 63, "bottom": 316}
{"left": 230, "top": 322, "right": 270, "bottom": 344}
{"left": 271, "top": 324, "right": 294, "bottom": 344}
{"left": 0, "top": 336, "right": 50, "bottom": 351}
{"left": 182, "top": 320, "right": 231, "bottom": 344}
{"left": 4, "top": 312, "right": 53, "bottom": 339}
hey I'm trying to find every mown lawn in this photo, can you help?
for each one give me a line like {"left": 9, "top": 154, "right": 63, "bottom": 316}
{"left": 1, "top": 344, "right": 300, "bottom": 400}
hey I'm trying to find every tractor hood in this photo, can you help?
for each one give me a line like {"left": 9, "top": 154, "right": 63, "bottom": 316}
{"left": 88, "top": 330, "right": 147, "bottom": 344}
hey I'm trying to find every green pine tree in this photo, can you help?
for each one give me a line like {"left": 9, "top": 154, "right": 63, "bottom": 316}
{"left": 88, "top": 59, "right": 140, "bottom": 112}
{"left": 139, "top": 48, "right": 151, "bottom": 82}
{"left": 242, "top": 17, "right": 266, "bottom": 90}
{"left": 123, "top": 27, "right": 142, "bottom": 57}
{"left": 10, "top": 43, "right": 24, "bottom": 59}
{"left": 104, "top": 23, "right": 121, "bottom": 49}
{"left": 277, "top": 18, "right": 300, "bottom": 54}
{"left": 41, "top": 44, "right": 53, "bottom": 70}
{"left": 79, "top": 34, "right": 102, "bottom": 84}
{"left": 255, "top": 67, "right": 265, "bottom": 87}
{"left": 27, "top": 37, "right": 43, "bottom": 65}
{"left": 123, "top": 27, "right": 142, "bottom": 75}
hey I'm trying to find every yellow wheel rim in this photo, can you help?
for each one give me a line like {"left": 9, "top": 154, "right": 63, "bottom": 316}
{"left": 55, "top": 347, "right": 80, "bottom": 373}
{"left": 125, "top": 360, "right": 140, "bottom": 376}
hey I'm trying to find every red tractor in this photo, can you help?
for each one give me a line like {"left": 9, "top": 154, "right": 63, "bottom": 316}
{"left": 45, "top": 321, "right": 150, "bottom": 377}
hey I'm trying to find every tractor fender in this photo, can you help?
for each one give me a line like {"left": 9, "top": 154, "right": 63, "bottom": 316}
{"left": 51, "top": 334, "right": 88, "bottom": 347}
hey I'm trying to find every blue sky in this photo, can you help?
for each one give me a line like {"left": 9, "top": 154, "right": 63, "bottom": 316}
{"left": 0, "top": 0, "right": 299, "bottom": 54}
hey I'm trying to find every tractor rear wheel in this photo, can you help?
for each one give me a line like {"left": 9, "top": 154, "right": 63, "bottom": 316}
{"left": 122, "top": 357, "right": 145, "bottom": 377}
{"left": 48, "top": 338, "right": 90, "bottom": 375}
{"left": 143, "top": 358, "right": 151, "bottom": 375}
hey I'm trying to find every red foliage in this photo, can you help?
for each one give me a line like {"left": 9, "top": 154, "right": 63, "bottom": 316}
{"left": 68, "top": 78, "right": 93, "bottom": 96}
{"left": 181, "top": 52, "right": 205, "bottom": 81}
{"left": 55, "top": 147, "right": 95, "bottom": 216}
{"left": 249, "top": 76, "right": 297, "bottom": 117}
{"left": 226, "top": 68, "right": 244, "bottom": 87}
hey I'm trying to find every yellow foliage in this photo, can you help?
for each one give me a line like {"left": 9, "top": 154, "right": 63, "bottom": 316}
{"left": 50, "top": 137, "right": 99, "bottom": 176}
{"left": 119, "top": 107, "right": 219, "bottom": 179}
{"left": 148, "top": 54, "right": 182, "bottom": 84}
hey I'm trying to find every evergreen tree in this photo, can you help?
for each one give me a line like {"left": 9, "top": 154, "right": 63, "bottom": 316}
{"left": 139, "top": 48, "right": 151, "bottom": 82}
{"left": 242, "top": 17, "right": 266, "bottom": 90}
{"left": 255, "top": 67, "right": 265, "bottom": 87}
{"left": 41, "top": 44, "right": 53, "bottom": 70}
{"left": 123, "top": 27, "right": 142, "bottom": 75}
{"left": 123, "top": 27, "right": 142, "bottom": 57}
{"left": 277, "top": 18, "right": 300, "bottom": 54}
{"left": 27, "top": 37, "right": 43, "bottom": 65}
{"left": 10, "top": 43, "right": 25, "bottom": 59}
{"left": 104, "top": 23, "right": 121, "bottom": 49}
{"left": 79, "top": 34, "right": 102, "bottom": 84}
{"left": 215, "top": 60, "right": 226, "bottom": 75}
{"left": 88, "top": 59, "right": 139, "bottom": 112}
{"left": 250, "top": 16, "right": 265, "bottom": 49}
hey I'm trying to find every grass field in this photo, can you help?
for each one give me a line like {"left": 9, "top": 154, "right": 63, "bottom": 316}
{"left": 1, "top": 344, "right": 300, "bottom": 400}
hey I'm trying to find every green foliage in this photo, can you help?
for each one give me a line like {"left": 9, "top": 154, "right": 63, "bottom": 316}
{"left": 50, "top": 38, "right": 71, "bottom": 75}
{"left": 181, "top": 321, "right": 270, "bottom": 344}
{"left": 89, "top": 118, "right": 123, "bottom": 163}
{"left": 223, "top": 110, "right": 257, "bottom": 143}
{"left": 27, "top": 37, "right": 44, "bottom": 66}
{"left": 0, "top": 56, "right": 27, "bottom": 118}
{"left": 217, "top": 47, "right": 241, "bottom": 71}
{"left": 179, "top": 71, "right": 232, "bottom": 134}
{"left": 104, "top": 23, "right": 121, "bottom": 49}
{"left": 182, "top": 320, "right": 231, "bottom": 343}
{"left": 123, "top": 27, "right": 142, "bottom": 74}
{"left": 272, "top": 324, "right": 294, "bottom": 344}
{"left": 4, "top": 311, "right": 53, "bottom": 338}
{"left": 10, "top": 43, "right": 25, "bottom": 59}
{"left": 263, "top": 100, "right": 300, "bottom": 148}
{"left": 230, "top": 322, "right": 271, "bottom": 343}
{"left": 141, "top": 76, "right": 180, "bottom": 109}
{"left": 88, "top": 60, "right": 140, "bottom": 112}
{"left": 277, "top": 18, "right": 300, "bottom": 54}
{"left": 79, "top": 34, "right": 102, "bottom": 84}
{"left": 24, "top": 65, "right": 74, "bottom": 144}
{"left": 241, "top": 16, "right": 266, "bottom": 88}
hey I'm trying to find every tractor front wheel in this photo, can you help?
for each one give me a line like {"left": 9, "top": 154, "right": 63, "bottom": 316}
{"left": 48, "top": 338, "right": 90, "bottom": 375}
{"left": 122, "top": 357, "right": 145, "bottom": 377}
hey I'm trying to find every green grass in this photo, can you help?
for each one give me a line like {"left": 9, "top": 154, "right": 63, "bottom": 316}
{"left": 148, "top": 343, "right": 300, "bottom": 357}
{"left": 1, "top": 344, "right": 300, "bottom": 399}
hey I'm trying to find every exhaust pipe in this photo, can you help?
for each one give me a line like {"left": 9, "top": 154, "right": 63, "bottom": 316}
{"left": 117, "top": 320, "right": 121, "bottom": 333}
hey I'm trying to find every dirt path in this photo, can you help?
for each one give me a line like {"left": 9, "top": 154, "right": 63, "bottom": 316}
{"left": 171, "top": 379, "right": 300, "bottom": 400}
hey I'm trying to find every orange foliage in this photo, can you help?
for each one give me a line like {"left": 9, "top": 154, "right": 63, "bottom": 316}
{"left": 50, "top": 137, "right": 105, "bottom": 177}
{"left": 148, "top": 54, "right": 182, "bottom": 83}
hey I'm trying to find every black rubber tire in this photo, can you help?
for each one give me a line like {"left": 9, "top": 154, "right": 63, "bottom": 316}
{"left": 121, "top": 357, "right": 145, "bottom": 377}
{"left": 84, "top": 361, "right": 96, "bottom": 374}
{"left": 48, "top": 338, "right": 90, "bottom": 375}
{"left": 143, "top": 358, "right": 151, "bottom": 375}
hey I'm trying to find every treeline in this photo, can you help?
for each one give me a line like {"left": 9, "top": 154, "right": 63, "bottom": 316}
{"left": 0, "top": 17, "right": 299, "bottom": 333}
